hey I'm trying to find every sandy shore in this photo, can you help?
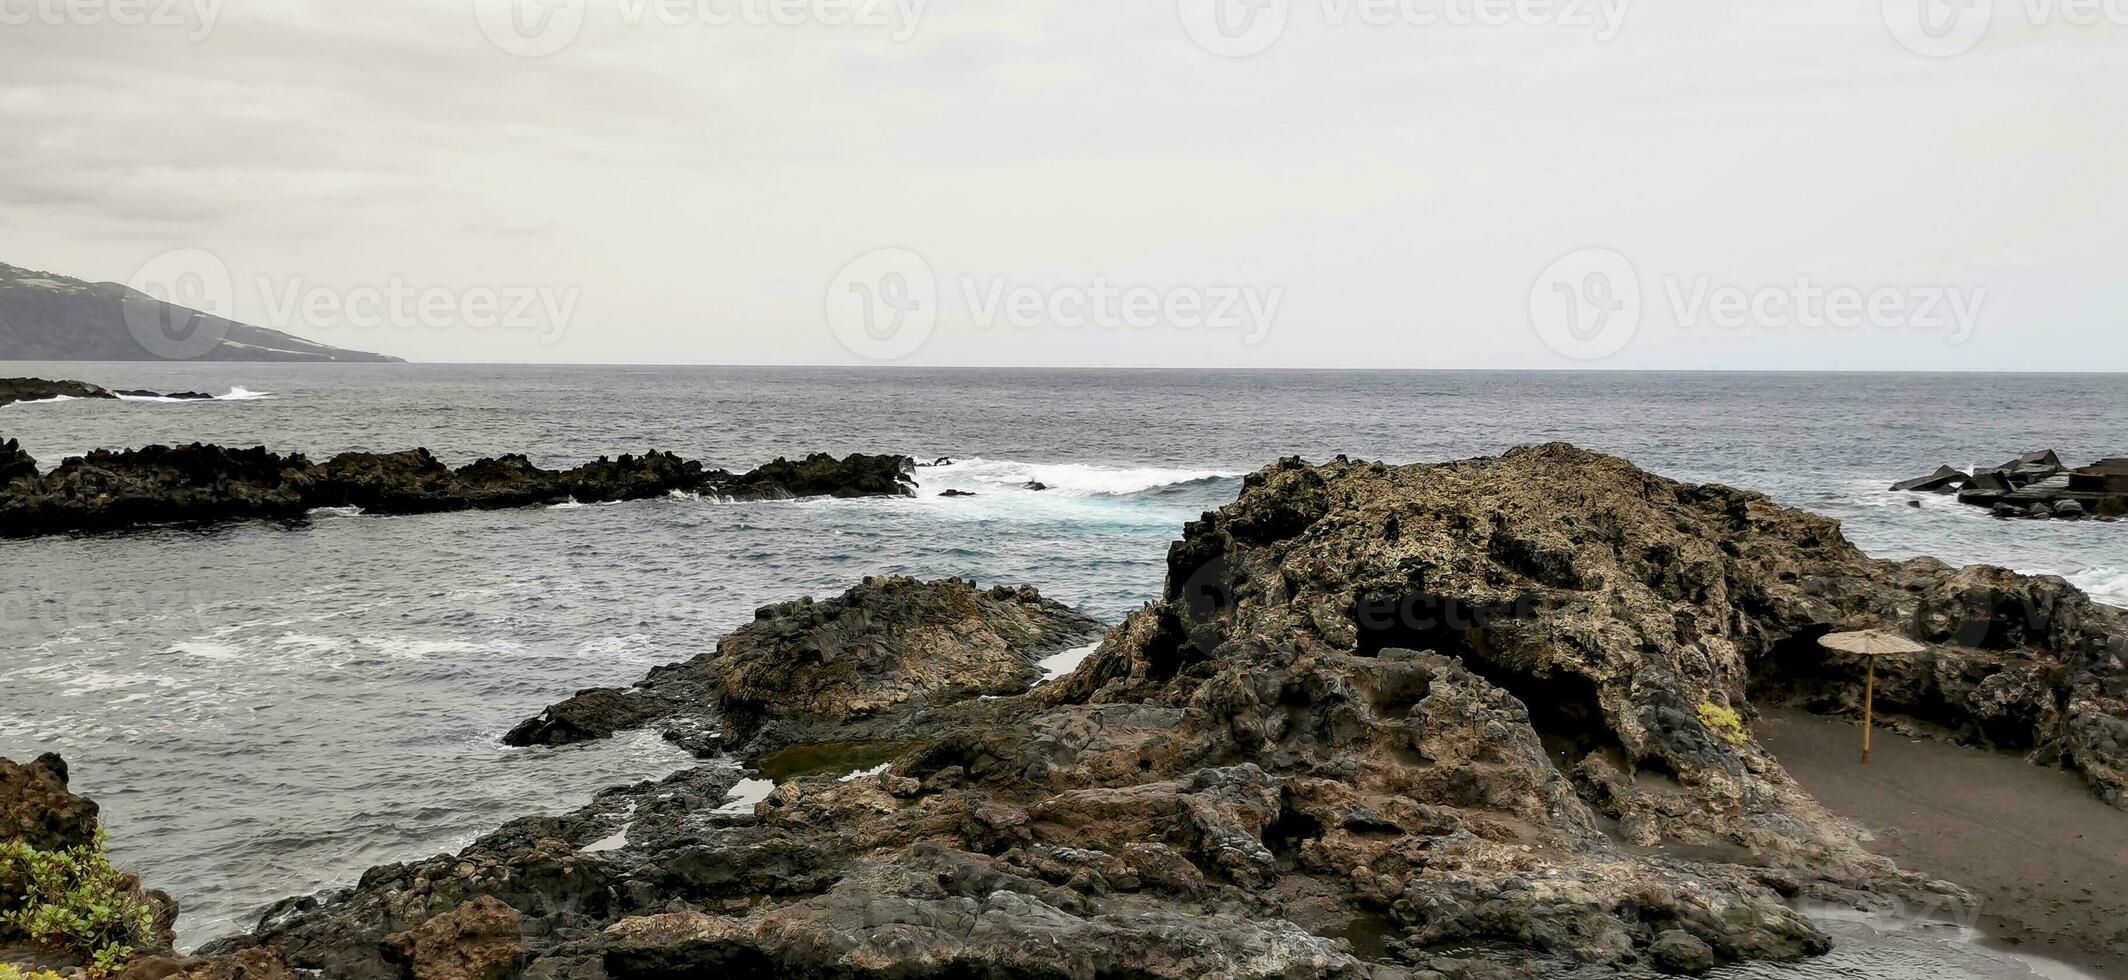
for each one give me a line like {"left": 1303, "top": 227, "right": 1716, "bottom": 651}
{"left": 1758, "top": 707, "right": 2128, "bottom": 976}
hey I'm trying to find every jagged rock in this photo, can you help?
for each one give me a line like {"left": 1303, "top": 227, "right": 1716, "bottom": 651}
{"left": 386, "top": 897, "right": 523, "bottom": 980}
{"left": 180, "top": 447, "right": 2128, "bottom": 978}
{"left": 0, "top": 438, "right": 35, "bottom": 487}
{"left": 710, "top": 453, "right": 914, "bottom": 501}
{"left": 0, "top": 754, "right": 100, "bottom": 852}
{"left": 0, "top": 444, "right": 316, "bottom": 535}
{"left": 1024, "top": 481, "right": 1050, "bottom": 491}
{"left": 0, "top": 444, "right": 915, "bottom": 538}
{"left": 506, "top": 577, "right": 1104, "bottom": 754}
{"left": 1934, "top": 452, "right": 2127, "bottom": 520}
{"left": 0, "top": 377, "right": 116, "bottom": 407}
{"left": 1889, "top": 465, "right": 1967, "bottom": 493}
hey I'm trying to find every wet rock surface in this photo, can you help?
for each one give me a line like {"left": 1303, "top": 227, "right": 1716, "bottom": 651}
{"left": 0, "top": 445, "right": 915, "bottom": 538}
{"left": 131, "top": 447, "right": 2128, "bottom": 977}
{"left": 506, "top": 576, "right": 1104, "bottom": 755}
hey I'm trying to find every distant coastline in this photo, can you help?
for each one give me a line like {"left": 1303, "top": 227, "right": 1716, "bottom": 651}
{"left": 0, "top": 261, "right": 402, "bottom": 363}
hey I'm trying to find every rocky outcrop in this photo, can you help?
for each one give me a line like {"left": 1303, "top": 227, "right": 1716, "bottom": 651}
{"left": 710, "top": 453, "right": 916, "bottom": 501}
{"left": 1892, "top": 450, "right": 2128, "bottom": 518}
{"left": 3, "top": 755, "right": 179, "bottom": 971}
{"left": 0, "top": 378, "right": 244, "bottom": 407}
{"left": 0, "top": 445, "right": 317, "bottom": 535}
{"left": 0, "top": 445, "right": 915, "bottom": 538}
{"left": 0, "top": 377, "right": 117, "bottom": 407}
{"left": 0, "top": 439, "right": 35, "bottom": 487}
{"left": 172, "top": 446, "right": 2128, "bottom": 977}
{"left": 506, "top": 577, "right": 1103, "bottom": 754}
{"left": 0, "top": 755, "right": 101, "bottom": 854}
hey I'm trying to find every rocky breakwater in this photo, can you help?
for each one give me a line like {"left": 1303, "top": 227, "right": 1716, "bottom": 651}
{"left": 2, "top": 755, "right": 177, "bottom": 975}
{"left": 156, "top": 446, "right": 2128, "bottom": 978}
{"left": 0, "top": 445, "right": 915, "bottom": 538}
{"left": 1891, "top": 450, "right": 2128, "bottom": 519}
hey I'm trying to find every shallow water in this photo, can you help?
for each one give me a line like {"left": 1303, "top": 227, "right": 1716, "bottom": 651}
{"left": 1, "top": 363, "right": 2123, "bottom": 976}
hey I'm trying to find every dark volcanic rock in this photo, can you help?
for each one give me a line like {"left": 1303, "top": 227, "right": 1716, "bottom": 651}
{"left": 937, "top": 488, "right": 977, "bottom": 497}
{"left": 0, "top": 445, "right": 915, "bottom": 537}
{"left": 1889, "top": 465, "right": 1967, "bottom": 493}
{"left": 0, "top": 438, "right": 35, "bottom": 487}
{"left": 506, "top": 577, "right": 1103, "bottom": 754}
{"left": 180, "top": 446, "right": 2128, "bottom": 978}
{"left": 1, "top": 754, "right": 100, "bottom": 853}
{"left": 0, "top": 377, "right": 116, "bottom": 407}
{"left": 0, "top": 444, "right": 316, "bottom": 536}
{"left": 708, "top": 452, "right": 914, "bottom": 501}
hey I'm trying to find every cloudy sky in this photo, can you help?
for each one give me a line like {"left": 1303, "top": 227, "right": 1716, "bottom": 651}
{"left": 2, "top": 0, "right": 2123, "bottom": 369}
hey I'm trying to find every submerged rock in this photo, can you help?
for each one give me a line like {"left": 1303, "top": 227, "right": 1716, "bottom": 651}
{"left": 0, "top": 445, "right": 916, "bottom": 538}
{"left": 179, "top": 446, "right": 2128, "bottom": 978}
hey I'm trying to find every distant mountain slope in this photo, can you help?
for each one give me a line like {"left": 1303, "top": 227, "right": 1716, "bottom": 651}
{"left": 0, "top": 261, "right": 404, "bottom": 362}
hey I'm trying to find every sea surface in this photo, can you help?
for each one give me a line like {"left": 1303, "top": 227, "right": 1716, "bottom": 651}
{"left": 1, "top": 364, "right": 2122, "bottom": 977}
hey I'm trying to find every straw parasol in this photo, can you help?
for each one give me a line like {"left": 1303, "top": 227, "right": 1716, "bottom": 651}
{"left": 1818, "top": 630, "right": 1926, "bottom": 763}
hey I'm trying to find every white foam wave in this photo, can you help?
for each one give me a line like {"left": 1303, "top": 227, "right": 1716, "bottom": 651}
{"left": 5, "top": 394, "right": 78, "bottom": 406}
{"left": 549, "top": 498, "right": 586, "bottom": 510}
{"left": 919, "top": 457, "right": 1241, "bottom": 497}
{"left": 308, "top": 505, "right": 367, "bottom": 518}
{"left": 115, "top": 386, "right": 273, "bottom": 403}
{"left": 2067, "top": 567, "right": 2128, "bottom": 608}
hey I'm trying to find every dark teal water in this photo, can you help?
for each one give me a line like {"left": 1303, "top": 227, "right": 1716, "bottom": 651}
{"left": 1, "top": 363, "right": 2121, "bottom": 977}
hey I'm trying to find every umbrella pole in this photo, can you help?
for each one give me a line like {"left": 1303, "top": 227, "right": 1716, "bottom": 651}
{"left": 1862, "top": 657, "right": 1874, "bottom": 765}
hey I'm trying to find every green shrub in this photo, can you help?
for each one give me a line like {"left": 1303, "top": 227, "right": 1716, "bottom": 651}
{"left": 1697, "top": 701, "right": 1750, "bottom": 746}
{"left": 0, "top": 831, "right": 156, "bottom": 977}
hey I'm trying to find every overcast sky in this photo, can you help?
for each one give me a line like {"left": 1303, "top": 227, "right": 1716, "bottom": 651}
{"left": 2, "top": 0, "right": 2123, "bottom": 369}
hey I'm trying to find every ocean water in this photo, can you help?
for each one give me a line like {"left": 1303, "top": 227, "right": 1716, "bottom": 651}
{"left": 1, "top": 363, "right": 2122, "bottom": 976}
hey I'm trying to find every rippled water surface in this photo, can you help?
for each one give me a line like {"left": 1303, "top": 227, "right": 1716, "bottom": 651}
{"left": 2, "top": 364, "right": 2123, "bottom": 974}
